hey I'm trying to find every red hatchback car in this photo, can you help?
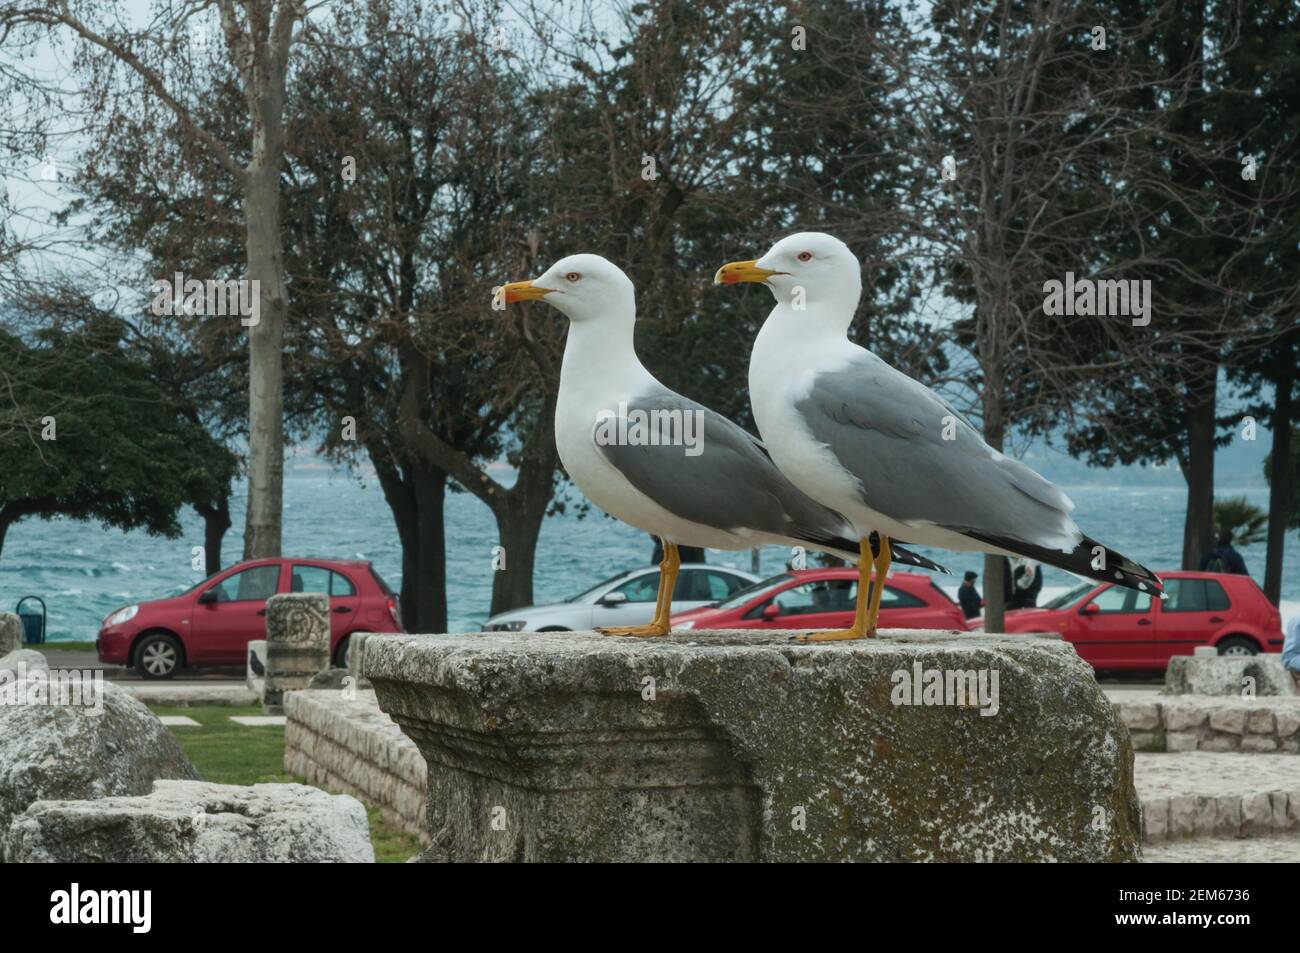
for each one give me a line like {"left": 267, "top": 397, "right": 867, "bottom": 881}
{"left": 990, "top": 571, "right": 1283, "bottom": 670}
{"left": 669, "top": 568, "right": 967, "bottom": 632}
{"left": 97, "top": 558, "right": 403, "bottom": 679}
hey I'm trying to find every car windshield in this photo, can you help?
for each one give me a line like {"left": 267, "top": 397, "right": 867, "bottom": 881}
{"left": 714, "top": 573, "right": 794, "bottom": 610}
{"left": 564, "top": 571, "right": 639, "bottom": 603}
{"left": 1041, "top": 581, "right": 1096, "bottom": 610}
{"left": 176, "top": 576, "right": 215, "bottom": 596}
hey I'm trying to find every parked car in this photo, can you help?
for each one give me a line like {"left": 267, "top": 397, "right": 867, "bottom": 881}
{"left": 482, "top": 563, "right": 760, "bottom": 632}
{"left": 97, "top": 558, "right": 403, "bottom": 679}
{"left": 668, "top": 568, "right": 967, "bottom": 632}
{"left": 976, "top": 571, "right": 1284, "bottom": 670}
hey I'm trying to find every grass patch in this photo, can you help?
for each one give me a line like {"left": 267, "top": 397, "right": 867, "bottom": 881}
{"left": 38, "top": 641, "right": 98, "bottom": 651}
{"left": 151, "top": 705, "right": 291, "bottom": 784}
{"left": 149, "top": 704, "right": 420, "bottom": 862}
{"left": 366, "top": 806, "right": 424, "bottom": 863}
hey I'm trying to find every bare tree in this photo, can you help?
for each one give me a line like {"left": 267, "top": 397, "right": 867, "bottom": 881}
{"left": 0, "top": 0, "right": 310, "bottom": 559}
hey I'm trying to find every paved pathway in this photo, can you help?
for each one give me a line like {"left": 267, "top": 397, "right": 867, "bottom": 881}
{"left": 1144, "top": 834, "right": 1300, "bottom": 863}
{"left": 1134, "top": 752, "right": 1300, "bottom": 800}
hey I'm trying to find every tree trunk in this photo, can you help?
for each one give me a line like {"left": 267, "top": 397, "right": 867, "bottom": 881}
{"left": 1264, "top": 348, "right": 1293, "bottom": 605}
{"left": 979, "top": 294, "right": 1008, "bottom": 634}
{"left": 490, "top": 492, "right": 548, "bottom": 616}
{"left": 197, "top": 496, "right": 231, "bottom": 577}
{"left": 410, "top": 472, "right": 448, "bottom": 632}
{"left": 372, "top": 450, "right": 450, "bottom": 633}
{"left": 1181, "top": 378, "right": 1217, "bottom": 571}
{"left": 241, "top": 165, "right": 288, "bottom": 559}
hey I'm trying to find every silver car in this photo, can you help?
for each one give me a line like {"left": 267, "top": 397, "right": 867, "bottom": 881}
{"left": 482, "top": 563, "right": 761, "bottom": 632}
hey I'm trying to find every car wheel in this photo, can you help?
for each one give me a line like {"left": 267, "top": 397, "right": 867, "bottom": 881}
{"left": 334, "top": 635, "right": 350, "bottom": 669}
{"left": 1216, "top": 636, "right": 1258, "bottom": 657}
{"left": 135, "top": 633, "right": 182, "bottom": 680}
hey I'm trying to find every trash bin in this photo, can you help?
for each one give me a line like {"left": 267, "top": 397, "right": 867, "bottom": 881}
{"left": 16, "top": 596, "right": 46, "bottom": 645}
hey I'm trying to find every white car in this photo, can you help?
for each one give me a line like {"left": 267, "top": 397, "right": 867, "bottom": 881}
{"left": 482, "top": 564, "right": 761, "bottom": 632}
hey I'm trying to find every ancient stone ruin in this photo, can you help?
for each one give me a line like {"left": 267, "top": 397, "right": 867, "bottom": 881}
{"left": 362, "top": 629, "right": 1142, "bottom": 862}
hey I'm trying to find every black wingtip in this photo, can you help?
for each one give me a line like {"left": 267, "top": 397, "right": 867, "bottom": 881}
{"left": 806, "top": 533, "right": 951, "bottom": 574}
{"left": 962, "top": 531, "right": 1162, "bottom": 594}
{"left": 890, "top": 543, "right": 951, "bottom": 575}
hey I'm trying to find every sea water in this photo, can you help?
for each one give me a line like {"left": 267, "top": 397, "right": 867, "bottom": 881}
{"left": 2, "top": 464, "right": 1295, "bottom": 640}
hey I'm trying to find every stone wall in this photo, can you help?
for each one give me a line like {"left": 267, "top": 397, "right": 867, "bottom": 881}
{"left": 1136, "top": 752, "right": 1300, "bottom": 843}
{"left": 283, "top": 689, "right": 428, "bottom": 844}
{"left": 1115, "top": 694, "right": 1300, "bottom": 753}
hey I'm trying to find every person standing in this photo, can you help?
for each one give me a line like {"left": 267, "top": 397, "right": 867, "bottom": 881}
{"left": 1200, "top": 531, "right": 1249, "bottom": 575}
{"left": 958, "top": 571, "right": 982, "bottom": 620}
{"left": 1013, "top": 559, "right": 1043, "bottom": 609}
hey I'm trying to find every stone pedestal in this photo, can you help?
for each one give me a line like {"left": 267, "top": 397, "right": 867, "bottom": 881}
{"left": 364, "top": 629, "right": 1142, "bottom": 863}
{"left": 263, "top": 594, "right": 329, "bottom": 714}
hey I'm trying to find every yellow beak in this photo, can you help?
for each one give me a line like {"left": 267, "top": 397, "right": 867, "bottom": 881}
{"left": 500, "top": 279, "right": 552, "bottom": 304}
{"left": 713, "top": 259, "right": 782, "bottom": 285}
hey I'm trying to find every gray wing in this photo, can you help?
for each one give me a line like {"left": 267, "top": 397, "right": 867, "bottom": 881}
{"left": 796, "top": 351, "right": 1081, "bottom": 552}
{"left": 596, "top": 385, "right": 857, "bottom": 550}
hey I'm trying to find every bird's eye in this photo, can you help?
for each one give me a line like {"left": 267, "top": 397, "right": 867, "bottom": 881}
{"left": 796, "top": 251, "right": 813, "bottom": 262}
{"left": 565, "top": 272, "right": 581, "bottom": 282}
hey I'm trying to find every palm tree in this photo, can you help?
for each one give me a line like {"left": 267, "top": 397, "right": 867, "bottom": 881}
{"left": 1212, "top": 497, "right": 1268, "bottom": 547}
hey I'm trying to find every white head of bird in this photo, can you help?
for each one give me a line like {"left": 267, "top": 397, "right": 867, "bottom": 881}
{"left": 714, "top": 232, "right": 862, "bottom": 333}
{"left": 500, "top": 253, "right": 634, "bottom": 325}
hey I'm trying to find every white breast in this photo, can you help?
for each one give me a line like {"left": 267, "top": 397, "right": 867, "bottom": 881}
{"left": 554, "top": 327, "right": 748, "bottom": 550}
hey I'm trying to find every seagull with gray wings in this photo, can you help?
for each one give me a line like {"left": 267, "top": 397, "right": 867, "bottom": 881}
{"left": 499, "top": 253, "right": 947, "bottom": 637}
{"left": 716, "top": 232, "right": 1161, "bottom": 642}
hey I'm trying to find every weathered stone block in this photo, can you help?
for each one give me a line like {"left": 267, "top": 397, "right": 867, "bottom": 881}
{"left": 1164, "top": 655, "right": 1298, "bottom": 697}
{"left": 366, "top": 630, "right": 1142, "bottom": 863}
{"left": 1116, "top": 701, "right": 1160, "bottom": 731}
{"left": 6, "top": 780, "right": 373, "bottom": 862}
{"left": 1208, "top": 707, "right": 1247, "bottom": 735}
{"left": 1270, "top": 792, "right": 1291, "bottom": 831}
{"left": 1241, "top": 793, "right": 1274, "bottom": 836}
{"left": 1167, "top": 796, "right": 1196, "bottom": 838}
{"left": 1276, "top": 710, "right": 1300, "bottom": 740}
{"left": 0, "top": 649, "right": 48, "bottom": 674}
{"left": 1214, "top": 796, "right": 1243, "bottom": 836}
{"left": 1247, "top": 709, "right": 1275, "bottom": 734}
{"left": 1142, "top": 799, "right": 1169, "bottom": 842}
{"left": 263, "top": 594, "right": 329, "bottom": 714}
{"left": 0, "top": 666, "right": 197, "bottom": 861}
{"left": 1163, "top": 705, "right": 1207, "bottom": 731}
{"left": 1192, "top": 796, "right": 1218, "bottom": 835}
{"left": 1198, "top": 733, "right": 1240, "bottom": 752}
{"left": 0, "top": 615, "right": 22, "bottom": 656}
{"left": 1165, "top": 731, "right": 1199, "bottom": 752}
{"left": 1241, "top": 735, "right": 1279, "bottom": 753}
{"left": 347, "top": 632, "right": 374, "bottom": 690}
